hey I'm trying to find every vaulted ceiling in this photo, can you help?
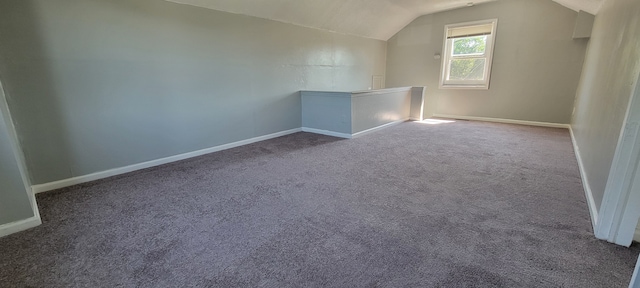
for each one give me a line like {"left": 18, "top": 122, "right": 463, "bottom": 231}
{"left": 164, "top": 0, "right": 604, "bottom": 40}
{"left": 552, "top": 0, "right": 603, "bottom": 15}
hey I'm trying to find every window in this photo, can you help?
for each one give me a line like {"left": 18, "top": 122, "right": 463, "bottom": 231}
{"left": 440, "top": 19, "right": 498, "bottom": 89}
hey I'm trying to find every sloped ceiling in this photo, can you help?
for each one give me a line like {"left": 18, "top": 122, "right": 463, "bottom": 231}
{"left": 552, "top": 0, "right": 603, "bottom": 15}
{"left": 164, "top": 0, "right": 604, "bottom": 40}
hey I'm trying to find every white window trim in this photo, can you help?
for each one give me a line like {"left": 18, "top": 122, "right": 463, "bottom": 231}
{"left": 439, "top": 19, "right": 498, "bottom": 90}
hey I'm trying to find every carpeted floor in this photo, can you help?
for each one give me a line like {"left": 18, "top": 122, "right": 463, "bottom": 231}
{"left": 1, "top": 120, "right": 638, "bottom": 287}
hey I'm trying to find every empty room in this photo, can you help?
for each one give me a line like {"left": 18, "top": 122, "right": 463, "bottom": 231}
{"left": 1, "top": 0, "right": 640, "bottom": 286}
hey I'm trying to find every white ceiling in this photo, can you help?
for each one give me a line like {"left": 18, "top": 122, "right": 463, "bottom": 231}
{"left": 552, "top": 0, "right": 603, "bottom": 15}
{"left": 164, "top": 0, "right": 604, "bottom": 40}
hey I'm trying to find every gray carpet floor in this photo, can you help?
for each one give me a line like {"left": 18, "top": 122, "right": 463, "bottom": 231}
{"left": 1, "top": 120, "right": 638, "bottom": 287}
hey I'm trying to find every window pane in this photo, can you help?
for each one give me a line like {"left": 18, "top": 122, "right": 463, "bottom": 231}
{"left": 448, "top": 58, "right": 486, "bottom": 81}
{"left": 452, "top": 36, "right": 487, "bottom": 55}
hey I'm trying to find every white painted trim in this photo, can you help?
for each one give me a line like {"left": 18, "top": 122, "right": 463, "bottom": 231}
{"left": 352, "top": 119, "right": 408, "bottom": 138}
{"left": 596, "top": 120, "right": 640, "bottom": 244}
{"left": 433, "top": 114, "right": 570, "bottom": 129}
{"left": 301, "top": 127, "right": 352, "bottom": 139}
{"left": 569, "top": 127, "right": 599, "bottom": 232}
{"left": 631, "top": 255, "right": 640, "bottom": 288}
{"left": 616, "top": 168, "right": 640, "bottom": 246}
{"left": 0, "top": 80, "right": 41, "bottom": 237}
{"left": 26, "top": 186, "right": 40, "bottom": 229}
{"left": 595, "top": 71, "right": 640, "bottom": 247}
{"left": 439, "top": 19, "right": 498, "bottom": 90}
{"left": 32, "top": 128, "right": 302, "bottom": 194}
{"left": 0, "top": 215, "right": 41, "bottom": 238}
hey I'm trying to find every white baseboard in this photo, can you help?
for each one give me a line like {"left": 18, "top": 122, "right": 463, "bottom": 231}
{"left": 32, "top": 128, "right": 302, "bottom": 194}
{"left": 352, "top": 119, "right": 408, "bottom": 138}
{"left": 569, "top": 127, "right": 599, "bottom": 232}
{"left": 301, "top": 127, "right": 352, "bottom": 139}
{"left": 0, "top": 186, "right": 41, "bottom": 238}
{"left": 433, "top": 114, "right": 570, "bottom": 129}
{"left": 0, "top": 215, "right": 41, "bottom": 238}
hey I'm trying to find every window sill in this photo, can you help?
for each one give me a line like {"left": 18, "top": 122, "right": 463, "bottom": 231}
{"left": 439, "top": 84, "right": 489, "bottom": 90}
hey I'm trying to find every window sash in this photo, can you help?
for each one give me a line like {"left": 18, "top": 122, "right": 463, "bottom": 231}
{"left": 445, "top": 58, "right": 488, "bottom": 84}
{"left": 440, "top": 19, "right": 497, "bottom": 89}
{"left": 451, "top": 36, "right": 488, "bottom": 57}
{"left": 443, "top": 37, "right": 490, "bottom": 85}
{"left": 450, "top": 53, "right": 486, "bottom": 59}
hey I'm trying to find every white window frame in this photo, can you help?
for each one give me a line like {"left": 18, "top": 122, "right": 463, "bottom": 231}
{"left": 439, "top": 19, "right": 498, "bottom": 90}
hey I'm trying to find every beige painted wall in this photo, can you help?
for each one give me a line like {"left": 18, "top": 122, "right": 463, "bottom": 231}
{"left": 386, "top": 0, "right": 587, "bottom": 123}
{"left": 0, "top": 0, "right": 386, "bottom": 185}
{"left": 571, "top": 0, "right": 640, "bottom": 210}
